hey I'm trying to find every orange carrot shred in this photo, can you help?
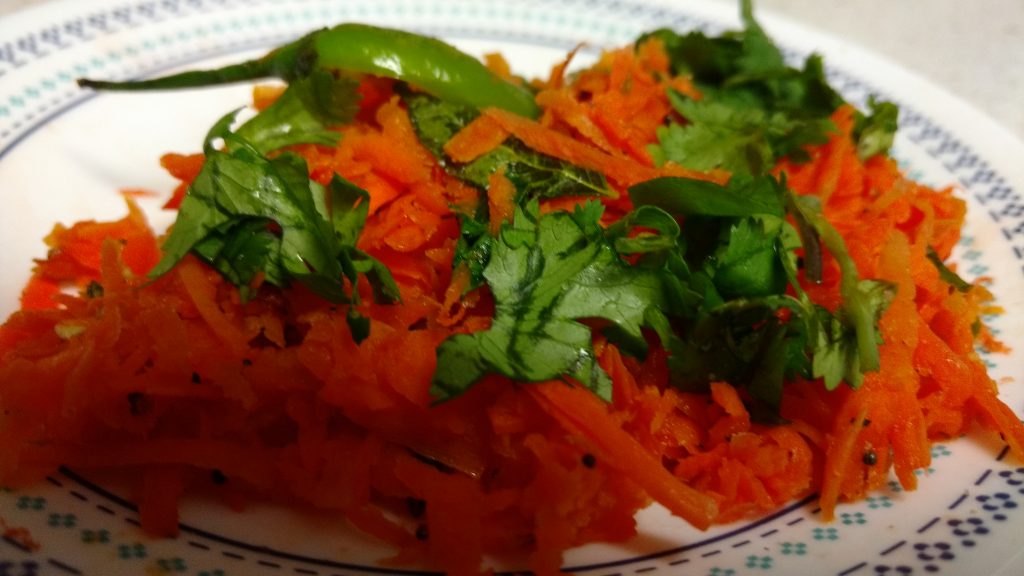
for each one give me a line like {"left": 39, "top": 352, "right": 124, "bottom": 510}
{"left": 443, "top": 114, "right": 510, "bottom": 163}
{"left": 529, "top": 381, "right": 719, "bottom": 530}
{"left": 487, "top": 167, "right": 516, "bottom": 235}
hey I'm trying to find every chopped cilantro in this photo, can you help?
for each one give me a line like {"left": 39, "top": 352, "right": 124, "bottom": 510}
{"left": 643, "top": 0, "right": 842, "bottom": 175}
{"left": 149, "top": 111, "right": 398, "bottom": 341}
{"left": 432, "top": 171, "right": 893, "bottom": 415}
{"left": 431, "top": 201, "right": 675, "bottom": 402}
{"left": 852, "top": 96, "right": 899, "bottom": 160}
{"left": 406, "top": 92, "right": 613, "bottom": 289}
{"left": 786, "top": 193, "right": 895, "bottom": 385}
{"left": 630, "top": 175, "right": 893, "bottom": 409}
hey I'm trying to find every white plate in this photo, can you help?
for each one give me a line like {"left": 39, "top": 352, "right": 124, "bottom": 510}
{"left": 1, "top": 1, "right": 1023, "bottom": 575}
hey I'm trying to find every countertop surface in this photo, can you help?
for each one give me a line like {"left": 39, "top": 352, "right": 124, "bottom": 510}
{"left": 1, "top": 0, "right": 1022, "bottom": 142}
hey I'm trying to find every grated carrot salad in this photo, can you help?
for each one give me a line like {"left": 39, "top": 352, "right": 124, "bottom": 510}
{"left": 1, "top": 38, "right": 1021, "bottom": 576}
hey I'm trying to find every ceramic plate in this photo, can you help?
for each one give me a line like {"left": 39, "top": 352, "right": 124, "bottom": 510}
{"left": 1, "top": 1, "right": 1023, "bottom": 575}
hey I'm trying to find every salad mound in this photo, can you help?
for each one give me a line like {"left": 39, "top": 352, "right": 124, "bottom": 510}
{"left": 2, "top": 2, "right": 1022, "bottom": 574}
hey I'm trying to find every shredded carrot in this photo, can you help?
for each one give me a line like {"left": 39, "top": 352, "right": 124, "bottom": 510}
{"left": 485, "top": 107, "right": 719, "bottom": 191}
{"left": 486, "top": 167, "right": 516, "bottom": 235}
{"left": 545, "top": 44, "right": 581, "bottom": 90}
{"left": 251, "top": 84, "right": 286, "bottom": 111}
{"left": 484, "top": 106, "right": 655, "bottom": 187}
{"left": 529, "top": 381, "right": 719, "bottom": 530}
{"left": 443, "top": 113, "right": 510, "bottom": 163}
{"left": 138, "top": 466, "right": 185, "bottom": 537}
{"left": 536, "top": 89, "right": 618, "bottom": 153}
{"left": 0, "top": 36, "right": 1020, "bottom": 576}
{"left": 780, "top": 104, "right": 1024, "bottom": 519}
{"left": 0, "top": 518, "right": 40, "bottom": 552}
{"left": 160, "top": 153, "right": 205, "bottom": 210}
{"left": 483, "top": 52, "right": 513, "bottom": 80}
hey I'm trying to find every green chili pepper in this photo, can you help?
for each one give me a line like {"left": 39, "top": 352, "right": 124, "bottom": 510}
{"left": 78, "top": 23, "right": 540, "bottom": 119}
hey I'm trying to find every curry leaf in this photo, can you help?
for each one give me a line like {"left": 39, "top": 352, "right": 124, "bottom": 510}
{"left": 408, "top": 92, "right": 614, "bottom": 291}
{"left": 406, "top": 94, "right": 612, "bottom": 200}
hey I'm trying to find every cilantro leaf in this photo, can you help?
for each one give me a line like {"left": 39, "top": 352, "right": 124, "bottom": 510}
{"left": 786, "top": 193, "right": 895, "bottom": 380}
{"left": 191, "top": 218, "right": 284, "bottom": 298}
{"left": 150, "top": 123, "right": 347, "bottom": 298}
{"left": 407, "top": 92, "right": 613, "bottom": 290}
{"left": 852, "top": 96, "right": 899, "bottom": 160}
{"left": 629, "top": 174, "right": 893, "bottom": 408}
{"left": 606, "top": 205, "right": 681, "bottom": 255}
{"left": 629, "top": 174, "right": 785, "bottom": 218}
{"left": 810, "top": 279, "right": 893, "bottom": 389}
{"left": 651, "top": 97, "right": 775, "bottom": 175}
{"left": 644, "top": 194, "right": 810, "bottom": 413}
{"left": 450, "top": 214, "right": 494, "bottom": 288}
{"left": 235, "top": 69, "right": 359, "bottom": 154}
{"left": 642, "top": 0, "right": 841, "bottom": 175}
{"left": 664, "top": 296, "right": 807, "bottom": 412}
{"left": 431, "top": 201, "right": 675, "bottom": 402}
{"left": 711, "top": 216, "right": 789, "bottom": 299}
{"left": 150, "top": 111, "right": 398, "bottom": 338}
{"left": 326, "top": 176, "right": 402, "bottom": 305}
{"left": 636, "top": 29, "right": 740, "bottom": 83}
{"left": 736, "top": 0, "right": 786, "bottom": 73}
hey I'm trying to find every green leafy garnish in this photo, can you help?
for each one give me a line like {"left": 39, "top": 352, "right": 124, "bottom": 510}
{"left": 651, "top": 97, "right": 792, "bottom": 176}
{"left": 629, "top": 176, "right": 805, "bottom": 409}
{"left": 711, "top": 216, "right": 790, "bottom": 299}
{"left": 406, "top": 93, "right": 613, "bottom": 290}
{"left": 630, "top": 175, "right": 893, "bottom": 409}
{"left": 663, "top": 296, "right": 804, "bottom": 412}
{"left": 643, "top": 0, "right": 842, "bottom": 175}
{"left": 629, "top": 174, "right": 785, "bottom": 218}
{"left": 405, "top": 90, "right": 475, "bottom": 153}
{"left": 852, "top": 96, "right": 899, "bottom": 160}
{"left": 810, "top": 279, "right": 894, "bottom": 390}
{"left": 75, "top": 4, "right": 903, "bottom": 422}
{"left": 431, "top": 201, "right": 674, "bottom": 402}
{"left": 235, "top": 69, "right": 360, "bottom": 153}
{"left": 149, "top": 111, "right": 399, "bottom": 340}
{"left": 432, "top": 171, "right": 893, "bottom": 414}
{"left": 406, "top": 94, "right": 611, "bottom": 200}
{"left": 786, "top": 193, "right": 895, "bottom": 386}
